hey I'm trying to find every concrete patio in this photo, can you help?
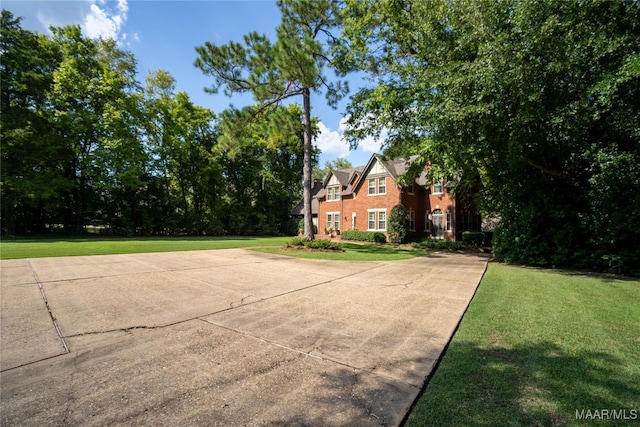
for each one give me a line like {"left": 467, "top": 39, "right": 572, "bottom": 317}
{"left": 1, "top": 249, "right": 487, "bottom": 426}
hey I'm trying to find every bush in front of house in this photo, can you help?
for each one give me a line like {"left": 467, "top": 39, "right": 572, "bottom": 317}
{"left": 387, "top": 204, "right": 409, "bottom": 244}
{"left": 462, "top": 231, "right": 484, "bottom": 247}
{"left": 286, "top": 237, "right": 343, "bottom": 251}
{"left": 340, "top": 230, "right": 387, "bottom": 243}
{"left": 413, "top": 238, "right": 463, "bottom": 251}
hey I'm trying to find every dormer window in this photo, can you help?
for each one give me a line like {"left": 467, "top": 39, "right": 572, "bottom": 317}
{"left": 326, "top": 185, "right": 340, "bottom": 201}
{"left": 433, "top": 178, "right": 444, "bottom": 194}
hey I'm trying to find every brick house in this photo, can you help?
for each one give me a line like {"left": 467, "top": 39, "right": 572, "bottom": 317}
{"left": 313, "top": 154, "right": 481, "bottom": 240}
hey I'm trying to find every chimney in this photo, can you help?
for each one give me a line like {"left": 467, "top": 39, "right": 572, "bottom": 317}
{"left": 313, "top": 179, "right": 323, "bottom": 188}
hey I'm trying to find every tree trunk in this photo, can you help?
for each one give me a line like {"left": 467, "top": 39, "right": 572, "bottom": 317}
{"left": 302, "top": 87, "right": 314, "bottom": 241}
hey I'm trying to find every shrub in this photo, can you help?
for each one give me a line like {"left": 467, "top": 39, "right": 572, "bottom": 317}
{"left": 285, "top": 238, "right": 342, "bottom": 251}
{"left": 288, "top": 237, "right": 308, "bottom": 247}
{"left": 387, "top": 204, "right": 409, "bottom": 244}
{"left": 462, "top": 231, "right": 484, "bottom": 247}
{"left": 340, "top": 229, "right": 387, "bottom": 243}
{"left": 413, "top": 238, "right": 463, "bottom": 251}
{"left": 482, "top": 231, "right": 494, "bottom": 247}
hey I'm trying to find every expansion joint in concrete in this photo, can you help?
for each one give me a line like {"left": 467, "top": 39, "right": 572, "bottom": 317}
{"left": 28, "top": 260, "right": 70, "bottom": 354}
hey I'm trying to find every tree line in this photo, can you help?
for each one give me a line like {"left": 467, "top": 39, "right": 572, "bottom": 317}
{"left": 1, "top": 10, "right": 308, "bottom": 237}
{"left": 3, "top": 0, "right": 639, "bottom": 275}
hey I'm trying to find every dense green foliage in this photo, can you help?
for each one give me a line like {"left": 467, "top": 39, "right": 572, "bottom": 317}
{"left": 387, "top": 204, "right": 409, "bottom": 244}
{"left": 406, "top": 264, "right": 640, "bottom": 426}
{"left": 5, "top": 2, "right": 639, "bottom": 274}
{"left": 1, "top": 11, "right": 306, "bottom": 237}
{"left": 412, "top": 239, "right": 463, "bottom": 251}
{"left": 461, "top": 231, "right": 485, "bottom": 247}
{"left": 339, "top": 0, "right": 640, "bottom": 274}
{"left": 340, "top": 229, "right": 387, "bottom": 243}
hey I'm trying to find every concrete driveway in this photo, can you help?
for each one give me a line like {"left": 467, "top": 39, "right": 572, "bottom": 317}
{"left": 1, "top": 249, "right": 487, "bottom": 426}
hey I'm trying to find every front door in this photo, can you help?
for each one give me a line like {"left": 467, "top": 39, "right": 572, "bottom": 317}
{"left": 432, "top": 209, "right": 444, "bottom": 238}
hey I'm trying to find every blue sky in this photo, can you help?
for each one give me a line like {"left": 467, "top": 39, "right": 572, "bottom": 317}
{"left": 3, "top": 0, "right": 385, "bottom": 167}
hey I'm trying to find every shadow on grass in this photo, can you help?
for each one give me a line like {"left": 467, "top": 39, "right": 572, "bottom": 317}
{"left": 406, "top": 340, "right": 640, "bottom": 426}
{"left": 552, "top": 267, "right": 640, "bottom": 282}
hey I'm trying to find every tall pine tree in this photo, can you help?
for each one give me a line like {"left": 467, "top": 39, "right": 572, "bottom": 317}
{"left": 194, "top": 0, "right": 347, "bottom": 240}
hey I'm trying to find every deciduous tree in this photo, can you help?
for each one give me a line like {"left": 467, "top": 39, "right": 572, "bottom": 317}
{"left": 339, "top": 0, "right": 640, "bottom": 274}
{"left": 1, "top": 11, "right": 61, "bottom": 233}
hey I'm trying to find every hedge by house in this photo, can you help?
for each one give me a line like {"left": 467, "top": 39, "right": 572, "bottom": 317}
{"left": 462, "top": 231, "right": 484, "bottom": 247}
{"left": 340, "top": 230, "right": 387, "bottom": 243}
{"left": 413, "top": 239, "right": 462, "bottom": 251}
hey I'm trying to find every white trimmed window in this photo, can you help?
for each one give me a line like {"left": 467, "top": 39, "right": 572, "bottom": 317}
{"left": 408, "top": 209, "right": 416, "bottom": 231}
{"left": 446, "top": 209, "right": 452, "bottom": 232}
{"left": 407, "top": 183, "right": 414, "bottom": 195}
{"left": 367, "top": 209, "right": 387, "bottom": 231}
{"left": 326, "top": 212, "right": 340, "bottom": 231}
{"left": 326, "top": 185, "right": 340, "bottom": 201}
{"left": 433, "top": 178, "right": 444, "bottom": 194}
{"left": 368, "top": 177, "right": 386, "bottom": 196}
{"left": 424, "top": 212, "right": 431, "bottom": 232}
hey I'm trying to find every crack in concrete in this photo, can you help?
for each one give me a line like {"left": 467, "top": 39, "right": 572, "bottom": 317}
{"left": 64, "top": 324, "right": 163, "bottom": 338}
{"left": 200, "top": 319, "right": 323, "bottom": 361}
{"left": 27, "top": 260, "right": 69, "bottom": 354}
{"left": 229, "top": 294, "right": 253, "bottom": 308}
{"left": 16, "top": 261, "right": 391, "bottom": 378}
{"left": 62, "top": 263, "right": 384, "bottom": 339}
{"left": 201, "top": 317, "right": 420, "bottom": 394}
{"left": 33, "top": 252, "right": 292, "bottom": 286}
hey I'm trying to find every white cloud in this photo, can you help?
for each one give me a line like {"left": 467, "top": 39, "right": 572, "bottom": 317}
{"left": 81, "top": 0, "right": 128, "bottom": 41}
{"left": 337, "top": 116, "right": 388, "bottom": 154}
{"left": 315, "top": 117, "right": 390, "bottom": 160}
{"left": 315, "top": 121, "right": 350, "bottom": 158}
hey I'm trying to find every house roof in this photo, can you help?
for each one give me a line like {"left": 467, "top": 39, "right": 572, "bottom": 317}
{"left": 290, "top": 154, "right": 427, "bottom": 217}
{"left": 323, "top": 166, "right": 364, "bottom": 188}
{"left": 351, "top": 154, "right": 423, "bottom": 192}
{"left": 290, "top": 183, "right": 323, "bottom": 216}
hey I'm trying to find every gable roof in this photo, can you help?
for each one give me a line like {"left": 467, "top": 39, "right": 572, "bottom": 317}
{"left": 323, "top": 166, "right": 364, "bottom": 188}
{"left": 352, "top": 153, "right": 422, "bottom": 192}
{"left": 309, "top": 153, "right": 428, "bottom": 206}
{"left": 320, "top": 166, "right": 365, "bottom": 197}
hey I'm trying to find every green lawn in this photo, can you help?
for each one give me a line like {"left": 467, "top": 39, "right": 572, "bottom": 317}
{"left": 0, "top": 236, "right": 291, "bottom": 259}
{"left": 405, "top": 264, "right": 640, "bottom": 426}
{"left": 255, "top": 241, "right": 424, "bottom": 261}
{"left": 0, "top": 236, "right": 426, "bottom": 261}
